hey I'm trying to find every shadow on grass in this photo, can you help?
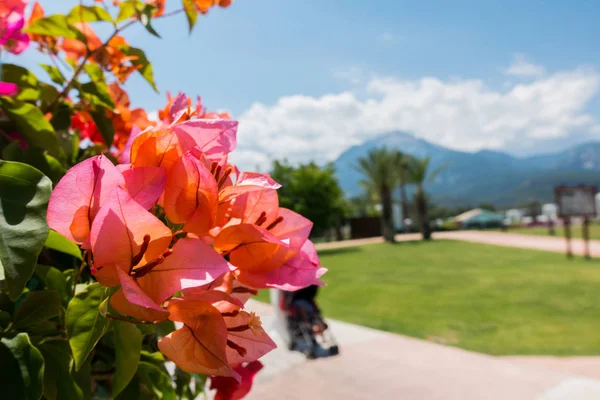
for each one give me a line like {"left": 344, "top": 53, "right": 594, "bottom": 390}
{"left": 317, "top": 246, "right": 363, "bottom": 257}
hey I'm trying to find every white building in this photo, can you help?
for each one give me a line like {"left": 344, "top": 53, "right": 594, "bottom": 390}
{"left": 505, "top": 209, "right": 525, "bottom": 225}
{"left": 542, "top": 203, "right": 558, "bottom": 221}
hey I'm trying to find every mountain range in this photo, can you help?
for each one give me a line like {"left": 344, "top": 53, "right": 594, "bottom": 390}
{"left": 333, "top": 132, "right": 600, "bottom": 208}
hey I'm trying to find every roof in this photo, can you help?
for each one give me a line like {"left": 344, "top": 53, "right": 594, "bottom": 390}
{"left": 454, "top": 208, "right": 505, "bottom": 223}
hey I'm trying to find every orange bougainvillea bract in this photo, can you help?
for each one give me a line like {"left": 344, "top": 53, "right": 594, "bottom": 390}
{"left": 47, "top": 93, "right": 326, "bottom": 384}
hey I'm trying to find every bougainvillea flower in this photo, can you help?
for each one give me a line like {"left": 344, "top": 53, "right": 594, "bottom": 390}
{"left": 0, "top": 81, "right": 18, "bottom": 96}
{"left": 235, "top": 239, "right": 327, "bottom": 291}
{"left": 158, "top": 296, "right": 240, "bottom": 379}
{"left": 1, "top": 11, "right": 29, "bottom": 54}
{"left": 107, "top": 83, "right": 152, "bottom": 154}
{"left": 136, "top": 237, "right": 231, "bottom": 304}
{"left": 182, "top": 271, "right": 257, "bottom": 307}
{"left": 216, "top": 184, "right": 279, "bottom": 230}
{"left": 120, "top": 125, "right": 144, "bottom": 164}
{"left": 162, "top": 93, "right": 232, "bottom": 124}
{"left": 120, "top": 165, "right": 166, "bottom": 209}
{"left": 61, "top": 22, "right": 103, "bottom": 61}
{"left": 163, "top": 151, "right": 218, "bottom": 236}
{"left": 47, "top": 155, "right": 124, "bottom": 245}
{"left": 90, "top": 186, "right": 172, "bottom": 286}
{"left": 213, "top": 224, "right": 289, "bottom": 274}
{"left": 193, "top": 0, "right": 232, "bottom": 14}
{"left": 148, "top": 0, "right": 166, "bottom": 16}
{"left": 26, "top": 2, "right": 57, "bottom": 52}
{"left": 210, "top": 361, "right": 264, "bottom": 400}
{"left": 214, "top": 206, "right": 311, "bottom": 269}
{"left": 110, "top": 268, "right": 169, "bottom": 322}
{"left": 130, "top": 118, "right": 238, "bottom": 173}
{"left": 235, "top": 172, "right": 281, "bottom": 189}
{"left": 71, "top": 111, "right": 105, "bottom": 144}
{"left": 0, "top": 0, "right": 27, "bottom": 17}
{"left": 223, "top": 310, "right": 276, "bottom": 366}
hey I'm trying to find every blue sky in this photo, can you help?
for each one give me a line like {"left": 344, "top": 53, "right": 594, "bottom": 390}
{"left": 8, "top": 0, "right": 600, "bottom": 169}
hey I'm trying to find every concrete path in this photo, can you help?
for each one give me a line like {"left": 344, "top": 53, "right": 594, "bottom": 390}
{"left": 432, "top": 230, "right": 600, "bottom": 257}
{"left": 244, "top": 300, "right": 600, "bottom": 400}
{"left": 315, "top": 231, "right": 600, "bottom": 258}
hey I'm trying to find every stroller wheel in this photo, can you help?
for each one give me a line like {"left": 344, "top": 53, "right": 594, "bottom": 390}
{"left": 329, "top": 345, "right": 340, "bottom": 356}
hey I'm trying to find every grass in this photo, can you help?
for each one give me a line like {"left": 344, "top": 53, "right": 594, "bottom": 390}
{"left": 502, "top": 223, "right": 600, "bottom": 240}
{"left": 257, "top": 240, "right": 600, "bottom": 355}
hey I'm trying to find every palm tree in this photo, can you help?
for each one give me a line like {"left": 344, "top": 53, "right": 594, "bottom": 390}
{"left": 393, "top": 151, "right": 411, "bottom": 233}
{"left": 407, "top": 156, "right": 445, "bottom": 240}
{"left": 354, "top": 148, "right": 397, "bottom": 242}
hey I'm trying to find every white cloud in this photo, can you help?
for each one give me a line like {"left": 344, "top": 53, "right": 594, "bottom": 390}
{"left": 505, "top": 53, "right": 546, "bottom": 77}
{"left": 231, "top": 66, "right": 600, "bottom": 171}
{"left": 332, "top": 66, "right": 363, "bottom": 84}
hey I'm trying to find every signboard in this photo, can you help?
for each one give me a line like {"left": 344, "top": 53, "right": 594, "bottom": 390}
{"left": 554, "top": 185, "right": 597, "bottom": 218}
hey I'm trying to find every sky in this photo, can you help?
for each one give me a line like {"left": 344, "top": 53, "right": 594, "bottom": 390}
{"left": 8, "top": 0, "right": 600, "bottom": 171}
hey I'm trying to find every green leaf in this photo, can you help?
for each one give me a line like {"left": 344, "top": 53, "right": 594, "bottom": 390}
{"left": 66, "top": 283, "right": 110, "bottom": 370}
{"left": 0, "top": 161, "right": 51, "bottom": 301}
{"left": 39, "top": 83, "right": 60, "bottom": 109}
{"left": 40, "top": 64, "right": 66, "bottom": 85}
{"left": 44, "top": 230, "right": 82, "bottom": 260}
{"left": 181, "top": 0, "right": 198, "bottom": 32}
{"left": 39, "top": 340, "right": 83, "bottom": 400}
{"left": 83, "top": 63, "right": 104, "bottom": 82}
{"left": 24, "top": 14, "right": 87, "bottom": 42}
{"left": 68, "top": 5, "right": 113, "bottom": 23}
{"left": 112, "top": 321, "right": 142, "bottom": 397}
{"left": 2, "top": 147, "right": 66, "bottom": 185}
{"left": 50, "top": 103, "right": 73, "bottom": 132}
{"left": 1, "top": 140, "right": 22, "bottom": 161}
{"left": 72, "top": 353, "right": 92, "bottom": 400}
{"left": 0, "top": 333, "right": 44, "bottom": 400}
{"left": 116, "top": 0, "right": 142, "bottom": 23}
{"left": 89, "top": 108, "right": 115, "bottom": 147}
{"left": 13, "top": 290, "right": 61, "bottom": 329}
{"left": 135, "top": 4, "right": 161, "bottom": 38}
{"left": 0, "top": 310, "right": 11, "bottom": 328}
{"left": 1, "top": 64, "right": 40, "bottom": 101}
{"left": 35, "top": 265, "right": 69, "bottom": 304}
{"left": 79, "top": 81, "right": 115, "bottom": 109}
{"left": 115, "top": 377, "right": 141, "bottom": 400}
{"left": 137, "top": 361, "right": 176, "bottom": 400}
{"left": 119, "top": 46, "right": 158, "bottom": 92}
{"left": 140, "top": 350, "right": 165, "bottom": 364}
{"left": 0, "top": 98, "right": 62, "bottom": 157}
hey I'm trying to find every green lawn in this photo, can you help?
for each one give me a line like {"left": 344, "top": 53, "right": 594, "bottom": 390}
{"left": 257, "top": 241, "right": 600, "bottom": 355}
{"left": 503, "top": 223, "right": 600, "bottom": 240}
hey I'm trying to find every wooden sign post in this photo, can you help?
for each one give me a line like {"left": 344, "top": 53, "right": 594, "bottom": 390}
{"left": 583, "top": 217, "right": 591, "bottom": 260}
{"left": 554, "top": 185, "right": 597, "bottom": 260}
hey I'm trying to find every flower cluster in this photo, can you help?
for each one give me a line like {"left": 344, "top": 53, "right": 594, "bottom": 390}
{"left": 47, "top": 93, "right": 327, "bottom": 380}
{"left": 0, "top": 0, "right": 29, "bottom": 96}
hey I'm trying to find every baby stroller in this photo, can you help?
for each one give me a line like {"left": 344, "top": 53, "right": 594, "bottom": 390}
{"left": 279, "top": 286, "right": 339, "bottom": 359}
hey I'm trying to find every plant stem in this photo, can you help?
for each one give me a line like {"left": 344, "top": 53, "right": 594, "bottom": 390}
{"left": 72, "top": 250, "right": 87, "bottom": 297}
{"left": 105, "top": 313, "right": 157, "bottom": 325}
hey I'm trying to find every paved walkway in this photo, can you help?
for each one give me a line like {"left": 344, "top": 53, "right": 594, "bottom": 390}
{"left": 433, "top": 230, "right": 600, "bottom": 257}
{"left": 315, "top": 231, "right": 600, "bottom": 258}
{"left": 244, "top": 300, "right": 600, "bottom": 400}
{"left": 253, "top": 232, "right": 600, "bottom": 399}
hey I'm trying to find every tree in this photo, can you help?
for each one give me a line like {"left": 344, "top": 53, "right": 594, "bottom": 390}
{"left": 407, "top": 156, "right": 444, "bottom": 240}
{"left": 354, "top": 148, "right": 397, "bottom": 242}
{"left": 271, "top": 160, "right": 347, "bottom": 239}
{"left": 393, "top": 151, "right": 411, "bottom": 232}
